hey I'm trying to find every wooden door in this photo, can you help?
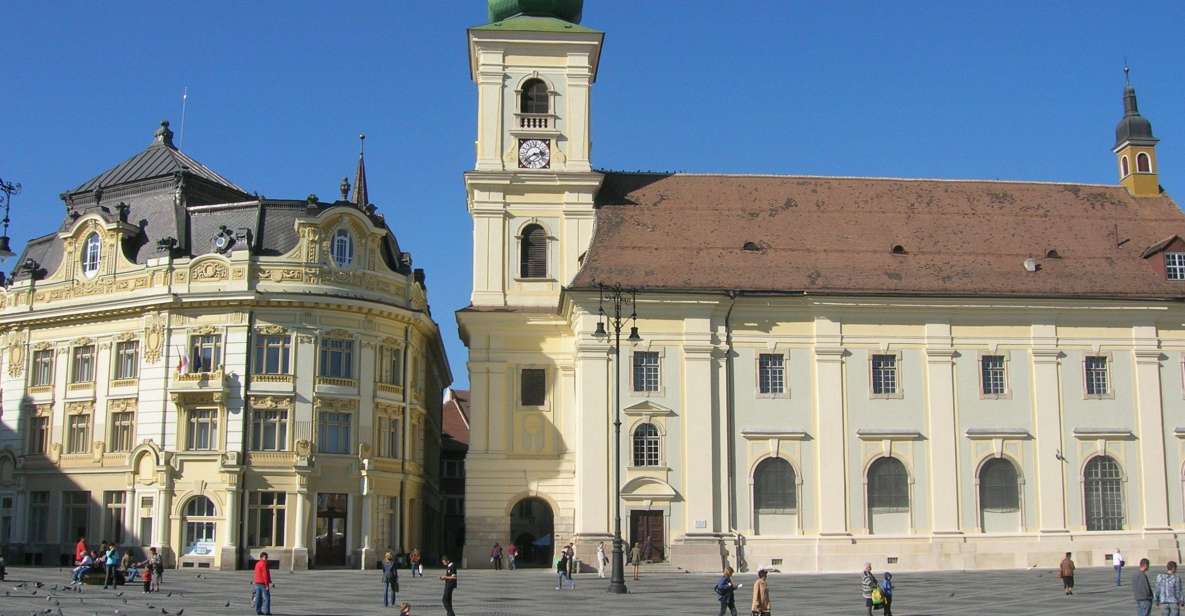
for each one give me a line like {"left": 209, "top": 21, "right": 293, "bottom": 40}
{"left": 629, "top": 510, "right": 665, "bottom": 562}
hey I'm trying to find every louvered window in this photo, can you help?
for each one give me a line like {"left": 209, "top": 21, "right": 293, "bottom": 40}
{"left": 868, "top": 457, "right": 909, "bottom": 513}
{"left": 520, "top": 224, "right": 547, "bottom": 278}
{"left": 520, "top": 79, "right": 549, "bottom": 114}
{"left": 978, "top": 458, "right": 1019, "bottom": 512}
{"left": 754, "top": 458, "right": 797, "bottom": 513}
{"left": 520, "top": 368, "right": 546, "bottom": 406}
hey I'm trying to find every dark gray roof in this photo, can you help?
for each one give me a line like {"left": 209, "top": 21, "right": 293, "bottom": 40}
{"left": 1115, "top": 85, "right": 1157, "bottom": 148}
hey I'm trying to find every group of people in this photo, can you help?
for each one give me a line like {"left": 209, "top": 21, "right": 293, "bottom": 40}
{"left": 713, "top": 566, "right": 778, "bottom": 616}
{"left": 68, "top": 536, "right": 163, "bottom": 593}
{"left": 487, "top": 542, "right": 520, "bottom": 570}
{"left": 1060, "top": 548, "right": 1185, "bottom": 616}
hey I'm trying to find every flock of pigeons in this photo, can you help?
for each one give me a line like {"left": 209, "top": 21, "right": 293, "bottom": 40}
{"left": 3, "top": 577, "right": 203, "bottom": 616}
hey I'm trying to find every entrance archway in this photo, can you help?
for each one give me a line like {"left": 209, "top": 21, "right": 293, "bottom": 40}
{"left": 509, "top": 497, "right": 553, "bottom": 567}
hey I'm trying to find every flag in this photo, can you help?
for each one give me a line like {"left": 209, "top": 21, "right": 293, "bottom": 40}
{"left": 176, "top": 350, "right": 188, "bottom": 375}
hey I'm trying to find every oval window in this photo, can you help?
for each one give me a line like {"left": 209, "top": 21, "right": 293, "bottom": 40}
{"left": 331, "top": 229, "right": 354, "bottom": 267}
{"left": 80, "top": 233, "right": 101, "bottom": 278}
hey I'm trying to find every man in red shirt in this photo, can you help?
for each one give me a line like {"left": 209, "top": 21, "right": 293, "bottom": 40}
{"left": 252, "top": 552, "right": 272, "bottom": 615}
{"left": 74, "top": 537, "right": 88, "bottom": 564}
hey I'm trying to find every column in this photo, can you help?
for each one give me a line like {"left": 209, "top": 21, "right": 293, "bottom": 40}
{"left": 221, "top": 486, "right": 238, "bottom": 569}
{"left": 157, "top": 487, "right": 174, "bottom": 563}
{"left": 814, "top": 346, "right": 849, "bottom": 535}
{"left": 925, "top": 344, "right": 962, "bottom": 534}
{"left": 360, "top": 479, "right": 374, "bottom": 569}
{"left": 683, "top": 339, "right": 718, "bottom": 534}
{"left": 293, "top": 491, "right": 308, "bottom": 550}
{"left": 574, "top": 342, "right": 610, "bottom": 539}
{"left": 346, "top": 493, "right": 358, "bottom": 566}
{"left": 1031, "top": 338, "right": 1068, "bottom": 533}
{"left": 1133, "top": 337, "right": 1170, "bottom": 530}
{"left": 124, "top": 490, "right": 136, "bottom": 545}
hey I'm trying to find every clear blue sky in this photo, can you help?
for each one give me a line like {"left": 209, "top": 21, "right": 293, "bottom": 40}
{"left": 3, "top": 1, "right": 1184, "bottom": 388}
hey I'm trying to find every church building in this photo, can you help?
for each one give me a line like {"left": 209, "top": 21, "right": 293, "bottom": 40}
{"left": 459, "top": 0, "right": 1185, "bottom": 571}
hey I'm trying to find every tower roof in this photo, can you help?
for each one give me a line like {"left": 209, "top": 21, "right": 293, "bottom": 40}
{"left": 488, "top": 0, "right": 582, "bottom": 23}
{"left": 1115, "top": 71, "right": 1157, "bottom": 149}
{"left": 353, "top": 133, "right": 369, "bottom": 208}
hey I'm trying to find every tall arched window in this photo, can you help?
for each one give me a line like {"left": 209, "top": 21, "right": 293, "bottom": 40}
{"left": 1084, "top": 456, "right": 1124, "bottom": 531}
{"left": 520, "top": 79, "right": 549, "bottom": 114}
{"left": 81, "top": 232, "right": 101, "bottom": 278}
{"left": 519, "top": 224, "right": 547, "bottom": 278}
{"left": 182, "top": 496, "right": 217, "bottom": 556}
{"left": 1137, "top": 152, "right": 1152, "bottom": 173}
{"left": 979, "top": 458, "right": 1020, "bottom": 532}
{"left": 632, "top": 423, "right": 660, "bottom": 467}
{"left": 867, "top": 457, "right": 909, "bottom": 534}
{"left": 754, "top": 457, "right": 797, "bottom": 514}
{"left": 1121, "top": 155, "right": 1130, "bottom": 177}
{"left": 332, "top": 229, "right": 354, "bottom": 267}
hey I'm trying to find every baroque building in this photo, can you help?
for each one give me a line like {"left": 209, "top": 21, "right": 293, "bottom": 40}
{"left": 0, "top": 122, "right": 451, "bottom": 570}
{"left": 460, "top": 0, "right": 1185, "bottom": 572}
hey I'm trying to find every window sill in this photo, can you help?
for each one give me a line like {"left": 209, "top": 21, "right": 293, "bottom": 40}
{"left": 513, "top": 277, "right": 557, "bottom": 283}
{"left": 1084, "top": 393, "right": 1116, "bottom": 400}
{"left": 755, "top": 392, "right": 791, "bottom": 400}
{"left": 27, "top": 385, "right": 53, "bottom": 395}
{"left": 516, "top": 404, "right": 551, "bottom": 412}
{"left": 316, "top": 377, "right": 357, "bottom": 388}
{"left": 627, "top": 465, "right": 669, "bottom": 472}
{"left": 253, "top": 374, "right": 294, "bottom": 384}
{"left": 869, "top": 393, "right": 904, "bottom": 400}
{"left": 110, "top": 378, "right": 138, "bottom": 389}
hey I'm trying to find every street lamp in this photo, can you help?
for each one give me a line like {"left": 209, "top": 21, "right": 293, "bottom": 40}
{"left": 592, "top": 283, "right": 640, "bottom": 594}
{"left": 0, "top": 176, "right": 21, "bottom": 261}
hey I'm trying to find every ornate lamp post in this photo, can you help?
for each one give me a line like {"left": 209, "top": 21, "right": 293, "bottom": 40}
{"left": 592, "top": 283, "right": 640, "bottom": 594}
{"left": 0, "top": 176, "right": 22, "bottom": 261}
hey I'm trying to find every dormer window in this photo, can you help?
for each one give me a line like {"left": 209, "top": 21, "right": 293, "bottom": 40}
{"left": 1137, "top": 152, "right": 1152, "bottom": 173}
{"left": 520, "top": 79, "right": 549, "bottom": 114}
{"left": 1166, "top": 252, "right": 1185, "bottom": 280}
{"left": 331, "top": 229, "right": 354, "bottom": 267}
{"left": 80, "top": 232, "right": 101, "bottom": 278}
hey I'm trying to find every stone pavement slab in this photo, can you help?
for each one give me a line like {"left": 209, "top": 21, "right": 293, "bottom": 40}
{"left": 0, "top": 565, "right": 1144, "bottom": 615}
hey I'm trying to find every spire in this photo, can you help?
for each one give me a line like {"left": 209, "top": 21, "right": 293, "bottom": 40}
{"left": 1114, "top": 66, "right": 1156, "bottom": 148}
{"left": 1113, "top": 64, "right": 1160, "bottom": 197}
{"left": 352, "top": 133, "right": 368, "bottom": 208}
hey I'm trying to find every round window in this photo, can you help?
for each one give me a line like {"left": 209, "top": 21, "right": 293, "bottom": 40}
{"left": 331, "top": 229, "right": 354, "bottom": 267}
{"left": 80, "top": 233, "right": 101, "bottom": 278}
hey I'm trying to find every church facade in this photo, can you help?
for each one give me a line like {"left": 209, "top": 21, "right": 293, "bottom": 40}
{"left": 459, "top": 0, "right": 1185, "bottom": 572}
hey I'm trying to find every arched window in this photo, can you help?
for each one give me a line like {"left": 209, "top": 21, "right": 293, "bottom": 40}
{"left": 182, "top": 496, "right": 217, "bottom": 556}
{"left": 80, "top": 232, "right": 101, "bottom": 278}
{"left": 754, "top": 458, "right": 797, "bottom": 514}
{"left": 632, "top": 423, "right": 660, "bottom": 467}
{"left": 1121, "top": 155, "right": 1130, "bottom": 177}
{"left": 979, "top": 458, "right": 1019, "bottom": 512}
{"left": 867, "top": 457, "right": 909, "bottom": 534}
{"left": 519, "top": 224, "right": 547, "bottom": 278}
{"left": 331, "top": 229, "right": 354, "bottom": 267}
{"left": 1084, "top": 456, "right": 1124, "bottom": 531}
{"left": 1137, "top": 152, "right": 1152, "bottom": 173}
{"left": 520, "top": 79, "right": 549, "bottom": 115}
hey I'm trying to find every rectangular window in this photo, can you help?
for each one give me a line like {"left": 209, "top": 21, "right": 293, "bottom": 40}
{"left": 139, "top": 496, "right": 154, "bottom": 545}
{"left": 0, "top": 496, "right": 11, "bottom": 545}
{"left": 758, "top": 354, "right": 785, "bottom": 395}
{"left": 445, "top": 496, "right": 463, "bottom": 516}
{"left": 247, "top": 491, "right": 287, "bottom": 547}
{"left": 28, "top": 491, "right": 49, "bottom": 543}
{"left": 520, "top": 368, "right": 547, "bottom": 406}
{"left": 189, "top": 334, "right": 222, "bottom": 373}
{"left": 379, "top": 345, "right": 404, "bottom": 386}
{"left": 103, "top": 491, "right": 126, "bottom": 544}
{"left": 250, "top": 408, "right": 289, "bottom": 451}
{"left": 981, "top": 355, "right": 1007, "bottom": 396}
{"left": 318, "top": 411, "right": 352, "bottom": 454}
{"left": 871, "top": 354, "right": 898, "bottom": 396}
{"left": 30, "top": 349, "right": 54, "bottom": 387}
{"left": 442, "top": 459, "right": 465, "bottom": 479}
{"left": 1167, "top": 252, "right": 1185, "bottom": 280}
{"left": 319, "top": 338, "right": 354, "bottom": 379}
{"left": 253, "top": 334, "right": 291, "bottom": 375}
{"left": 63, "top": 491, "right": 89, "bottom": 542}
{"left": 186, "top": 409, "right": 219, "bottom": 451}
{"left": 28, "top": 415, "right": 50, "bottom": 455}
{"left": 71, "top": 345, "right": 95, "bottom": 383}
{"left": 1085, "top": 356, "right": 1110, "bottom": 396}
{"left": 67, "top": 413, "right": 91, "bottom": 454}
{"left": 109, "top": 411, "right": 135, "bottom": 452}
{"left": 114, "top": 341, "right": 139, "bottom": 380}
{"left": 632, "top": 351, "right": 661, "bottom": 392}
{"left": 378, "top": 415, "right": 402, "bottom": 459}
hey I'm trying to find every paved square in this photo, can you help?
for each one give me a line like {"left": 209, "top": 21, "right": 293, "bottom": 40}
{"left": 0, "top": 565, "right": 1148, "bottom": 615}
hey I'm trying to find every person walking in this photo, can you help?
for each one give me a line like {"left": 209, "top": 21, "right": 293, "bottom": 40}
{"left": 1116, "top": 549, "right": 1127, "bottom": 587}
{"left": 880, "top": 571, "right": 895, "bottom": 616}
{"left": 439, "top": 555, "right": 458, "bottom": 616}
{"left": 556, "top": 551, "right": 569, "bottom": 590}
{"left": 596, "top": 542, "right": 607, "bottom": 579}
{"left": 490, "top": 542, "right": 503, "bottom": 570}
{"left": 507, "top": 543, "right": 518, "bottom": 571}
{"left": 630, "top": 543, "right": 641, "bottom": 580}
{"left": 253, "top": 552, "right": 273, "bottom": 616}
{"left": 382, "top": 551, "right": 400, "bottom": 608}
{"left": 410, "top": 548, "right": 422, "bottom": 577}
{"left": 714, "top": 566, "right": 740, "bottom": 616}
{"left": 861, "top": 563, "right": 879, "bottom": 616}
{"left": 1059, "top": 552, "right": 1076, "bottom": 595}
{"left": 102, "top": 544, "right": 120, "bottom": 589}
{"left": 1156, "top": 561, "right": 1184, "bottom": 616}
{"left": 751, "top": 568, "right": 771, "bottom": 616}
{"left": 1135, "top": 558, "right": 1154, "bottom": 616}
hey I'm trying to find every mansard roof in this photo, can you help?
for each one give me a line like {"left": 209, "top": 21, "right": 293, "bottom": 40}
{"left": 570, "top": 172, "right": 1185, "bottom": 300}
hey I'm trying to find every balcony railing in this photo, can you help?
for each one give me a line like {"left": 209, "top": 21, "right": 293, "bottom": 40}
{"left": 514, "top": 113, "right": 557, "bottom": 131}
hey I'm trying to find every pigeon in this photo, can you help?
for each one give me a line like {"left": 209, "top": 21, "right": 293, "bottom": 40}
{"left": 176, "top": 610, "right": 184, "bottom": 616}
{"left": 116, "top": 592, "right": 123, "bottom": 597}
{"left": 34, "top": 583, "right": 44, "bottom": 589}
{"left": 223, "top": 601, "right": 230, "bottom": 608}
{"left": 161, "top": 609, "right": 169, "bottom": 615}
{"left": 166, "top": 592, "right": 172, "bottom": 597}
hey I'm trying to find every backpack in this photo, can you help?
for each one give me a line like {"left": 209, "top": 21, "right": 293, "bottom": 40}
{"left": 871, "top": 587, "right": 885, "bottom": 606}
{"left": 714, "top": 577, "right": 731, "bottom": 598}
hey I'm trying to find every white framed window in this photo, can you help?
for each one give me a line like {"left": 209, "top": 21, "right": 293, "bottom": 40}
{"left": 28, "top": 415, "right": 50, "bottom": 455}
{"left": 1166, "top": 253, "right": 1185, "bottom": 281}
{"left": 331, "top": 229, "right": 354, "bottom": 267}
{"left": 1137, "top": 152, "right": 1152, "bottom": 174}
{"left": 67, "top": 412, "right": 91, "bottom": 454}
{"left": 378, "top": 414, "right": 402, "bottom": 458}
{"left": 1121, "top": 155, "right": 1130, "bottom": 177}
{"left": 250, "top": 408, "right": 289, "bottom": 451}
{"left": 319, "top": 338, "right": 354, "bottom": 379}
{"left": 182, "top": 497, "right": 217, "bottom": 556}
{"left": 980, "top": 354, "right": 1008, "bottom": 398}
{"left": 379, "top": 345, "right": 404, "bottom": 386}
{"left": 253, "top": 334, "right": 291, "bottom": 375}
{"left": 109, "top": 410, "right": 135, "bottom": 452}
{"left": 247, "top": 491, "right": 286, "bottom": 547}
{"left": 632, "top": 351, "right": 661, "bottom": 393}
{"left": 71, "top": 345, "right": 95, "bottom": 383}
{"left": 870, "top": 353, "right": 900, "bottom": 398}
{"left": 186, "top": 408, "right": 219, "bottom": 450}
{"left": 115, "top": 341, "right": 139, "bottom": 380}
{"left": 1084, "top": 355, "right": 1111, "bottom": 398}
{"left": 189, "top": 334, "right": 222, "bottom": 373}
{"left": 443, "top": 459, "right": 465, "bottom": 479}
{"left": 80, "top": 232, "right": 101, "bottom": 278}
{"left": 30, "top": 349, "right": 54, "bottom": 387}
{"left": 631, "top": 422, "right": 661, "bottom": 467}
{"left": 138, "top": 496, "right": 154, "bottom": 546}
{"left": 757, "top": 353, "right": 786, "bottom": 396}
{"left": 318, "top": 411, "right": 352, "bottom": 454}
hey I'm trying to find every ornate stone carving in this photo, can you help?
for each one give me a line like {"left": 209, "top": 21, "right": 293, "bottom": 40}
{"left": 322, "top": 328, "right": 351, "bottom": 339}
{"left": 65, "top": 400, "right": 94, "bottom": 414}
{"left": 191, "top": 260, "right": 229, "bottom": 282}
{"left": 170, "top": 390, "right": 224, "bottom": 406}
{"left": 92, "top": 440, "right": 106, "bottom": 461}
{"left": 296, "top": 334, "right": 315, "bottom": 344}
{"left": 359, "top": 442, "right": 371, "bottom": 459}
{"left": 314, "top": 397, "right": 358, "bottom": 412}
{"left": 255, "top": 324, "right": 288, "bottom": 336}
{"left": 143, "top": 313, "right": 166, "bottom": 363}
{"left": 295, "top": 439, "right": 312, "bottom": 457}
{"left": 72, "top": 336, "right": 93, "bottom": 347}
{"left": 230, "top": 267, "right": 246, "bottom": 280}
{"left": 32, "top": 341, "right": 54, "bottom": 352}
{"left": 5, "top": 328, "right": 27, "bottom": 377}
{"left": 191, "top": 325, "right": 219, "bottom": 336}
{"left": 115, "top": 332, "right": 137, "bottom": 342}
{"left": 109, "top": 398, "right": 138, "bottom": 413}
{"left": 249, "top": 395, "right": 293, "bottom": 410}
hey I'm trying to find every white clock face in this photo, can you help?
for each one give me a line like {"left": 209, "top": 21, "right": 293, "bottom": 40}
{"left": 518, "top": 139, "right": 551, "bottom": 169}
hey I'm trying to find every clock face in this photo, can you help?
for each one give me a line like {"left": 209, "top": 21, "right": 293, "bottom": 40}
{"left": 518, "top": 138, "right": 551, "bottom": 169}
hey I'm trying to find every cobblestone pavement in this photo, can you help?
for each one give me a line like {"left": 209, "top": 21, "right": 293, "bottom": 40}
{"left": 0, "top": 565, "right": 1146, "bottom": 615}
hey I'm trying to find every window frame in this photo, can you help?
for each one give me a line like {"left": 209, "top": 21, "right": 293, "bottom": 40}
{"left": 185, "top": 407, "right": 220, "bottom": 451}
{"left": 247, "top": 491, "right": 287, "bottom": 548}
{"left": 70, "top": 344, "right": 96, "bottom": 384}
{"left": 753, "top": 457, "right": 798, "bottom": 515}
{"left": 331, "top": 228, "right": 355, "bottom": 268}
{"left": 108, "top": 409, "right": 136, "bottom": 453}
{"left": 869, "top": 351, "right": 903, "bottom": 399}
{"left": 317, "top": 410, "right": 353, "bottom": 455}
{"left": 1137, "top": 151, "right": 1152, "bottom": 173}
{"left": 978, "top": 352, "right": 1011, "bottom": 399}
{"left": 518, "top": 223, "right": 549, "bottom": 280}
{"left": 27, "top": 413, "right": 50, "bottom": 455}
{"left": 867, "top": 456, "right": 910, "bottom": 514}
{"left": 66, "top": 410, "right": 91, "bottom": 454}
{"left": 756, "top": 352, "right": 788, "bottom": 397}
{"left": 319, "top": 337, "right": 355, "bottom": 380}
{"left": 631, "top": 349, "right": 663, "bottom": 395}
{"left": 30, "top": 348, "right": 54, "bottom": 387}
{"left": 182, "top": 496, "right": 217, "bottom": 557}
{"left": 519, "top": 78, "right": 550, "bottom": 115}
{"left": 80, "top": 232, "right": 101, "bottom": 278}
{"left": 378, "top": 344, "right": 405, "bottom": 387}
{"left": 114, "top": 340, "right": 140, "bottom": 381}
{"left": 1084, "top": 455, "right": 1125, "bottom": 531}
{"left": 28, "top": 491, "right": 49, "bottom": 543}
{"left": 1165, "top": 252, "right": 1185, "bottom": 281}
{"left": 103, "top": 491, "right": 126, "bottom": 544}
{"left": 250, "top": 407, "right": 289, "bottom": 452}
{"left": 377, "top": 412, "right": 403, "bottom": 459}
{"left": 253, "top": 334, "right": 292, "bottom": 375}
{"left": 62, "top": 491, "right": 90, "bottom": 542}
{"left": 1083, "top": 353, "right": 1114, "bottom": 399}
{"left": 978, "top": 457, "right": 1020, "bottom": 514}
{"left": 518, "top": 367, "right": 549, "bottom": 409}
{"left": 189, "top": 333, "right": 223, "bottom": 373}
{"left": 630, "top": 421, "right": 663, "bottom": 468}
{"left": 1121, "top": 155, "right": 1130, "bottom": 178}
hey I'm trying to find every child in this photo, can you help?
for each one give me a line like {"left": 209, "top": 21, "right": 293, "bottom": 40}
{"left": 399, "top": 602, "right": 412, "bottom": 616}
{"left": 880, "top": 571, "right": 895, "bottom": 616}
{"left": 141, "top": 563, "right": 153, "bottom": 594}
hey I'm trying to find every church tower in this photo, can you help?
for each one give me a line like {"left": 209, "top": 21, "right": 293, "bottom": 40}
{"left": 1114, "top": 68, "right": 1160, "bottom": 197}
{"left": 465, "top": 0, "right": 604, "bottom": 307}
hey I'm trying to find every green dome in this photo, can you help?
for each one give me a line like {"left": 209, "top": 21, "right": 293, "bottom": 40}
{"left": 488, "top": 0, "right": 582, "bottom": 23}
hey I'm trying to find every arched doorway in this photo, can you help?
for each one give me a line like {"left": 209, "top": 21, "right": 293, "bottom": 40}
{"left": 754, "top": 457, "right": 797, "bottom": 535}
{"left": 978, "top": 458, "right": 1021, "bottom": 532}
{"left": 509, "top": 497, "right": 553, "bottom": 567}
{"left": 867, "top": 457, "right": 909, "bottom": 534}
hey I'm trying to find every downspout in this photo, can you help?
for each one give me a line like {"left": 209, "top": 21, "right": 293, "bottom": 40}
{"left": 723, "top": 292, "right": 738, "bottom": 551}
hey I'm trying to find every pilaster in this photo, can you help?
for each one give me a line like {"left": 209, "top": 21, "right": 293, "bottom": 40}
{"left": 1030, "top": 337, "right": 1068, "bottom": 533}
{"left": 574, "top": 340, "right": 610, "bottom": 538}
{"left": 814, "top": 345, "right": 849, "bottom": 535}
{"left": 682, "top": 339, "right": 718, "bottom": 535}
{"left": 1133, "top": 333, "right": 1170, "bottom": 530}
{"left": 924, "top": 324, "right": 961, "bottom": 534}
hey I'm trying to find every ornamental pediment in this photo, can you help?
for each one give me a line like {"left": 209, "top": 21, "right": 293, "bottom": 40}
{"left": 621, "top": 477, "right": 677, "bottom": 501}
{"left": 623, "top": 401, "right": 675, "bottom": 417}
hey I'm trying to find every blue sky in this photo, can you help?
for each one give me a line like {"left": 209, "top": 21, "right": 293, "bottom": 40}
{"left": 3, "top": 1, "right": 1184, "bottom": 388}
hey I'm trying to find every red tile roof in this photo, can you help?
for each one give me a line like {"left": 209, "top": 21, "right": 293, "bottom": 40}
{"left": 569, "top": 172, "right": 1185, "bottom": 299}
{"left": 443, "top": 389, "right": 470, "bottom": 446}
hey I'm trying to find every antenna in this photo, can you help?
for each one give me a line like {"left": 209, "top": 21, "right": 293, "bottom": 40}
{"left": 179, "top": 86, "right": 189, "bottom": 149}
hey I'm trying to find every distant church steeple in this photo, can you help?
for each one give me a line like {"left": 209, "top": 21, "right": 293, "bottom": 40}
{"left": 353, "top": 133, "right": 369, "bottom": 208}
{"left": 1114, "top": 66, "right": 1160, "bottom": 197}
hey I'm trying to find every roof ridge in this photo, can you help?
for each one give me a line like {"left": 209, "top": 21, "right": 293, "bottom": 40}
{"left": 600, "top": 170, "right": 1120, "bottom": 189}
